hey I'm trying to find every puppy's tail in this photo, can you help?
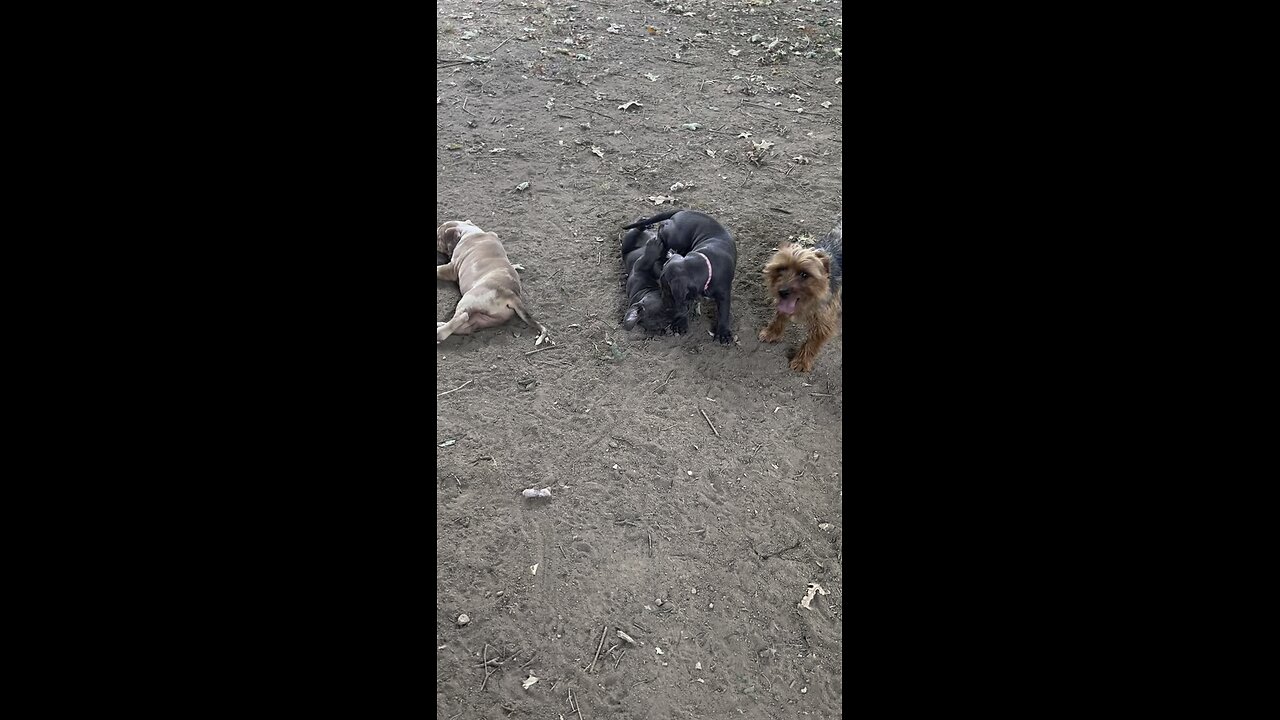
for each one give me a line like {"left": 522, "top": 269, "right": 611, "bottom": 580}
{"left": 507, "top": 295, "right": 552, "bottom": 346}
{"left": 621, "top": 209, "right": 683, "bottom": 230}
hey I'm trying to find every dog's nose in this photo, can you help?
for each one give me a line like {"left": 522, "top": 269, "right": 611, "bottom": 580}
{"left": 778, "top": 288, "right": 791, "bottom": 298}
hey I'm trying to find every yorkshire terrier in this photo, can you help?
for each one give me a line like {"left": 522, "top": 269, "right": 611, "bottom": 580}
{"left": 758, "top": 219, "right": 843, "bottom": 372}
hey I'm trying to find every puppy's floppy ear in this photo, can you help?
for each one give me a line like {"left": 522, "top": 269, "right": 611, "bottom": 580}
{"left": 813, "top": 249, "right": 831, "bottom": 276}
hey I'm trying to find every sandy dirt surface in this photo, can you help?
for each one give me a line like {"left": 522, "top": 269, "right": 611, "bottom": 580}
{"left": 437, "top": 1, "right": 843, "bottom": 718}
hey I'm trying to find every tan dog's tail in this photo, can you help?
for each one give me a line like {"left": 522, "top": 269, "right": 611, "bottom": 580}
{"left": 508, "top": 295, "right": 551, "bottom": 346}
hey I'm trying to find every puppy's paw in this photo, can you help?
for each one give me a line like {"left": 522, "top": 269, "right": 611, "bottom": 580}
{"left": 715, "top": 325, "right": 734, "bottom": 344}
{"left": 671, "top": 317, "right": 689, "bottom": 335}
{"left": 512, "top": 263, "right": 526, "bottom": 271}
{"left": 789, "top": 355, "right": 814, "bottom": 373}
{"left": 759, "top": 326, "right": 783, "bottom": 343}
{"left": 437, "top": 322, "right": 446, "bottom": 328}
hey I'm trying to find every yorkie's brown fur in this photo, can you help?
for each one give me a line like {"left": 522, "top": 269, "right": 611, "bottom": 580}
{"left": 759, "top": 221, "right": 843, "bottom": 372}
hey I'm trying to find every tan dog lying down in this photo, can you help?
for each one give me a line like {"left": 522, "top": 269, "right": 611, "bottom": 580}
{"left": 436, "top": 220, "right": 550, "bottom": 345}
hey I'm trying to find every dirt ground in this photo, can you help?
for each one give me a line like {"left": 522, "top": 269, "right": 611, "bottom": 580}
{"left": 437, "top": 1, "right": 842, "bottom": 718}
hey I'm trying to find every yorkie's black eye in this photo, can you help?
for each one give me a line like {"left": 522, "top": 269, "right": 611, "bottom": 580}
{"left": 799, "top": 272, "right": 809, "bottom": 279}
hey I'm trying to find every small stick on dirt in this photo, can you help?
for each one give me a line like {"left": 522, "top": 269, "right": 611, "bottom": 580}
{"left": 471, "top": 455, "right": 494, "bottom": 464}
{"left": 613, "top": 650, "right": 625, "bottom": 670}
{"left": 588, "top": 624, "right": 608, "bottom": 672}
{"left": 520, "top": 653, "right": 537, "bottom": 668}
{"left": 653, "top": 369, "right": 676, "bottom": 393}
{"left": 438, "top": 379, "right": 475, "bottom": 397}
{"left": 699, "top": 408, "right": 720, "bottom": 438}
{"left": 809, "top": 392, "right": 835, "bottom": 397}
{"left": 570, "top": 105, "right": 617, "bottom": 121}
{"left": 648, "top": 531, "right": 653, "bottom": 555}
{"left": 454, "top": 475, "right": 462, "bottom": 488}
{"left": 769, "top": 207, "right": 792, "bottom": 214}
{"left": 437, "top": 58, "right": 490, "bottom": 70}
{"left": 658, "top": 56, "right": 697, "bottom": 66}
{"left": 480, "top": 643, "right": 495, "bottom": 690}
{"left": 488, "top": 36, "right": 516, "bottom": 54}
{"left": 525, "top": 345, "right": 563, "bottom": 356}
{"left": 558, "top": 543, "right": 568, "bottom": 560}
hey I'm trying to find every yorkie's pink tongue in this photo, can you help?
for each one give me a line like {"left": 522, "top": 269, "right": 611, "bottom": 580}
{"left": 778, "top": 297, "right": 798, "bottom": 315}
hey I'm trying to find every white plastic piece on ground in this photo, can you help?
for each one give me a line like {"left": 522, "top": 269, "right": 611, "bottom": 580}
{"left": 522, "top": 487, "right": 552, "bottom": 498}
{"left": 523, "top": 674, "right": 539, "bottom": 689}
{"left": 798, "top": 582, "right": 829, "bottom": 610}
{"left": 531, "top": 564, "right": 539, "bottom": 575}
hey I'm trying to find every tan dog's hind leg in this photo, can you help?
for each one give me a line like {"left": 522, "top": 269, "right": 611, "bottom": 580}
{"left": 788, "top": 309, "right": 838, "bottom": 373}
{"left": 437, "top": 311, "right": 471, "bottom": 343}
{"left": 437, "top": 263, "right": 458, "bottom": 281}
{"left": 759, "top": 313, "right": 791, "bottom": 343}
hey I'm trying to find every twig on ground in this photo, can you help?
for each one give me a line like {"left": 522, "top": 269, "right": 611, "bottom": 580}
{"left": 588, "top": 624, "right": 608, "bottom": 672}
{"left": 653, "top": 369, "right": 676, "bottom": 393}
{"left": 571, "top": 105, "right": 617, "bottom": 121}
{"left": 437, "top": 58, "right": 490, "bottom": 70}
{"left": 489, "top": 36, "right": 516, "bottom": 54}
{"left": 569, "top": 688, "right": 585, "bottom": 720}
{"left": 658, "top": 56, "right": 697, "bottom": 66}
{"left": 699, "top": 408, "right": 720, "bottom": 437}
{"left": 525, "top": 345, "right": 563, "bottom": 356}
{"left": 809, "top": 392, "right": 834, "bottom": 397}
{"left": 613, "top": 650, "right": 625, "bottom": 669}
{"left": 769, "top": 207, "right": 792, "bottom": 214}
{"left": 438, "top": 379, "right": 475, "bottom": 397}
{"left": 480, "top": 643, "right": 496, "bottom": 690}
{"left": 744, "top": 102, "right": 826, "bottom": 116}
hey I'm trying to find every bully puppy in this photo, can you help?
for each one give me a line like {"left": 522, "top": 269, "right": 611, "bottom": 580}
{"left": 437, "top": 220, "right": 550, "bottom": 345}
{"left": 622, "top": 209, "right": 737, "bottom": 343}
{"left": 620, "top": 219, "right": 672, "bottom": 332}
{"left": 758, "top": 218, "right": 843, "bottom": 372}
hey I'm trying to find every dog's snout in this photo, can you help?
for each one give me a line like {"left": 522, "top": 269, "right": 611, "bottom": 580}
{"left": 778, "top": 287, "right": 791, "bottom": 298}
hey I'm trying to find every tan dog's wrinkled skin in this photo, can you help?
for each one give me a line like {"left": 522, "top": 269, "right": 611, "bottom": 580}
{"left": 436, "top": 220, "right": 549, "bottom": 345}
{"left": 759, "top": 241, "right": 841, "bottom": 373}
